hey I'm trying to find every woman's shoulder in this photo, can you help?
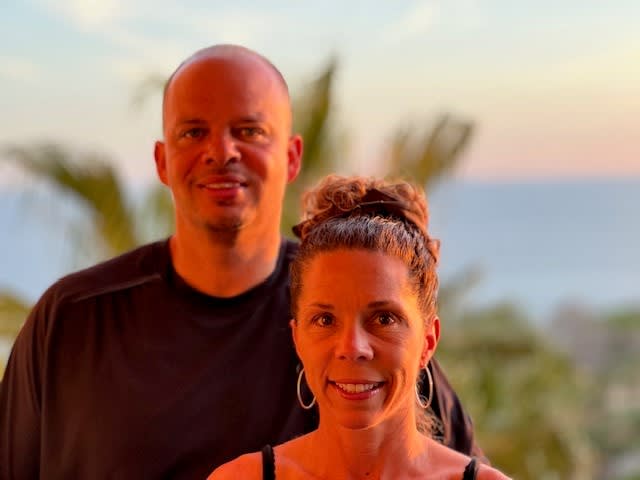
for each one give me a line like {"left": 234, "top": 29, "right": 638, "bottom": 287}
{"left": 208, "top": 436, "right": 311, "bottom": 480}
{"left": 207, "top": 451, "right": 262, "bottom": 480}
{"left": 476, "top": 462, "right": 512, "bottom": 480}
{"left": 426, "top": 439, "right": 511, "bottom": 480}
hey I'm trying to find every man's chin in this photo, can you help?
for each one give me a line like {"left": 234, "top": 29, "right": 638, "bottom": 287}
{"left": 204, "top": 218, "right": 245, "bottom": 233}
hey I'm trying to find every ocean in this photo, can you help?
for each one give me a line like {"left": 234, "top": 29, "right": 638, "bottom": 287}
{"left": 1, "top": 178, "right": 639, "bottom": 325}
{"left": 428, "top": 178, "right": 640, "bottom": 321}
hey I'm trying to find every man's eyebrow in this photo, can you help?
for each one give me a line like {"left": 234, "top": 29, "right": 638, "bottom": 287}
{"left": 367, "top": 300, "right": 400, "bottom": 309}
{"left": 234, "top": 113, "right": 267, "bottom": 123}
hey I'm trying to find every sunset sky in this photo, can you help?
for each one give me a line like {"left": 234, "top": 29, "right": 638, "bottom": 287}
{"left": 2, "top": 0, "right": 639, "bottom": 184}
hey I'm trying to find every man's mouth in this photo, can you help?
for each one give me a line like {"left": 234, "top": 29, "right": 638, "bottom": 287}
{"left": 203, "top": 182, "right": 243, "bottom": 189}
{"left": 197, "top": 172, "right": 248, "bottom": 190}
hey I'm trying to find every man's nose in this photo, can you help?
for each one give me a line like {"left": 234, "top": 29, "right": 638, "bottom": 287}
{"left": 335, "top": 323, "right": 374, "bottom": 361}
{"left": 203, "top": 131, "right": 240, "bottom": 166}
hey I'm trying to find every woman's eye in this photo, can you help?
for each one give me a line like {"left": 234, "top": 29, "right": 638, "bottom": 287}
{"left": 375, "top": 312, "right": 397, "bottom": 326}
{"left": 313, "top": 314, "right": 334, "bottom": 327}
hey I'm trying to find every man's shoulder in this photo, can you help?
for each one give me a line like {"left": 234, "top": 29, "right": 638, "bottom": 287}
{"left": 43, "top": 240, "right": 169, "bottom": 307}
{"left": 207, "top": 451, "right": 262, "bottom": 480}
{"left": 283, "top": 237, "right": 299, "bottom": 253}
{"left": 282, "top": 237, "right": 299, "bottom": 264}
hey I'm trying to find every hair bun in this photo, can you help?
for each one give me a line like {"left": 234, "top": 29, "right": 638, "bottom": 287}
{"left": 426, "top": 238, "right": 440, "bottom": 264}
{"left": 292, "top": 176, "right": 435, "bottom": 263}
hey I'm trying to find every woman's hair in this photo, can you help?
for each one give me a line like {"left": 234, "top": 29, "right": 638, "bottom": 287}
{"left": 290, "top": 174, "right": 440, "bottom": 322}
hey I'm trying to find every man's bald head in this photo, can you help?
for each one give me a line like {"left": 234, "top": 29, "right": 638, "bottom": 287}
{"left": 154, "top": 43, "right": 303, "bottom": 244}
{"left": 161, "top": 44, "right": 291, "bottom": 130}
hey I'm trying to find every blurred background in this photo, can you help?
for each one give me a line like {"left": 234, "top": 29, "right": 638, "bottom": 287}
{"left": 1, "top": 1, "right": 639, "bottom": 478}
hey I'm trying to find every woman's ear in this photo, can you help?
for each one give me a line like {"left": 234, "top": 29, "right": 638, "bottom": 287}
{"left": 420, "top": 316, "right": 440, "bottom": 367}
{"left": 290, "top": 318, "right": 301, "bottom": 357}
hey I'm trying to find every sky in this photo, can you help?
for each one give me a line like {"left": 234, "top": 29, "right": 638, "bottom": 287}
{"left": 0, "top": 0, "right": 639, "bottom": 341}
{"left": 1, "top": 0, "right": 639, "bottom": 185}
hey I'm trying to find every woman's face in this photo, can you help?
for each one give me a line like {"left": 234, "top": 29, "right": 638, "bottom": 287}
{"left": 291, "top": 248, "right": 438, "bottom": 431}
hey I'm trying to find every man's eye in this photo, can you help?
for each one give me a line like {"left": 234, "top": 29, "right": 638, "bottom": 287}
{"left": 182, "top": 128, "right": 206, "bottom": 139}
{"left": 237, "top": 127, "right": 265, "bottom": 138}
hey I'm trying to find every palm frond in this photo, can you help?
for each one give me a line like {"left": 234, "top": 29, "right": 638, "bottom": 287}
{"left": 292, "top": 57, "right": 337, "bottom": 181}
{"left": 283, "top": 57, "right": 341, "bottom": 234}
{"left": 0, "top": 291, "right": 30, "bottom": 337}
{"left": 3, "top": 143, "right": 138, "bottom": 256}
{"left": 130, "top": 73, "right": 168, "bottom": 110}
{"left": 138, "top": 184, "right": 175, "bottom": 242}
{"left": 385, "top": 114, "right": 474, "bottom": 188}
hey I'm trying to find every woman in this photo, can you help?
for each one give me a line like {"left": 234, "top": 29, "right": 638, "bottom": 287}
{"left": 209, "top": 175, "right": 509, "bottom": 479}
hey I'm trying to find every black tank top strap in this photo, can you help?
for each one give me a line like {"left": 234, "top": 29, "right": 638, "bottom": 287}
{"left": 462, "top": 457, "right": 478, "bottom": 480}
{"left": 261, "top": 444, "right": 276, "bottom": 480}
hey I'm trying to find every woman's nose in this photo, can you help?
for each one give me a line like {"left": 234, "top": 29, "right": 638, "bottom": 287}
{"left": 335, "top": 323, "right": 374, "bottom": 361}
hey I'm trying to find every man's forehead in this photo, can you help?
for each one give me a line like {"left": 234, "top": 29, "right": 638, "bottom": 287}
{"left": 167, "top": 61, "right": 286, "bottom": 113}
{"left": 180, "top": 52, "right": 259, "bottom": 76}
{"left": 167, "top": 47, "right": 289, "bottom": 99}
{"left": 162, "top": 46, "right": 291, "bottom": 129}
{"left": 186, "top": 46, "right": 261, "bottom": 67}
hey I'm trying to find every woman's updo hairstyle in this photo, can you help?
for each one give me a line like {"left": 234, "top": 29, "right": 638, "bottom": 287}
{"left": 290, "top": 175, "right": 440, "bottom": 321}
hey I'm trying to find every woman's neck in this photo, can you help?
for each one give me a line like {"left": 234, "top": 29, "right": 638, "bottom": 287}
{"left": 306, "top": 414, "right": 430, "bottom": 480}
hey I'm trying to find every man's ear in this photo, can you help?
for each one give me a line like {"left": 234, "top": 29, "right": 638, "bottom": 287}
{"left": 286, "top": 134, "right": 303, "bottom": 183}
{"left": 420, "top": 316, "right": 440, "bottom": 367}
{"left": 154, "top": 140, "right": 169, "bottom": 186}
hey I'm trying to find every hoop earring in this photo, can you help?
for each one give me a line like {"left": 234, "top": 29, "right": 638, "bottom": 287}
{"left": 296, "top": 368, "right": 316, "bottom": 410}
{"left": 415, "top": 363, "right": 433, "bottom": 410}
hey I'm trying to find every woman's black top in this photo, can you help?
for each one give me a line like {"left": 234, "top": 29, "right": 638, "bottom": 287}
{"left": 261, "top": 445, "right": 479, "bottom": 479}
{"left": 261, "top": 445, "right": 276, "bottom": 480}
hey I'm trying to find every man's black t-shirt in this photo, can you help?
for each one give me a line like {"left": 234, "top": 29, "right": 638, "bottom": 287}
{"left": 0, "top": 239, "right": 479, "bottom": 479}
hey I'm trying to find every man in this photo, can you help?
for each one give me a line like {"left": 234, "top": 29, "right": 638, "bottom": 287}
{"left": 0, "top": 45, "right": 481, "bottom": 479}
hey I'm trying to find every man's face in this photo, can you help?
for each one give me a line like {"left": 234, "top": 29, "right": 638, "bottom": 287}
{"left": 155, "top": 54, "right": 301, "bottom": 234}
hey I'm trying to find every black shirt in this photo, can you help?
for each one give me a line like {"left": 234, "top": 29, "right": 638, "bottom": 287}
{"left": 0, "top": 239, "right": 480, "bottom": 479}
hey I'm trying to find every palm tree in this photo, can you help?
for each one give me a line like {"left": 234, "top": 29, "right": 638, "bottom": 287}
{"left": 3, "top": 143, "right": 139, "bottom": 257}
{"left": 0, "top": 143, "right": 175, "bottom": 345}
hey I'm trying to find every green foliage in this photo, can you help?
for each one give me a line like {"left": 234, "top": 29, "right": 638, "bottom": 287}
{"left": 138, "top": 183, "right": 176, "bottom": 242}
{"left": 0, "top": 291, "right": 29, "bottom": 337}
{"left": 606, "top": 308, "right": 640, "bottom": 331}
{"left": 282, "top": 58, "right": 342, "bottom": 235}
{"left": 387, "top": 114, "right": 473, "bottom": 188}
{"left": 0, "top": 291, "right": 30, "bottom": 378}
{"left": 2, "top": 143, "right": 175, "bottom": 258}
{"left": 595, "top": 309, "right": 640, "bottom": 478}
{"left": 3, "top": 143, "right": 138, "bottom": 257}
{"left": 438, "top": 303, "right": 598, "bottom": 479}
{"left": 0, "top": 144, "right": 175, "bottom": 352}
{"left": 130, "top": 73, "right": 167, "bottom": 110}
{"left": 280, "top": 58, "right": 474, "bottom": 237}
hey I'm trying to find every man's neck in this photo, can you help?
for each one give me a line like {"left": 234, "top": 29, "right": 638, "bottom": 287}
{"left": 168, "top": 227, "right": 282, "bottom": 298}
